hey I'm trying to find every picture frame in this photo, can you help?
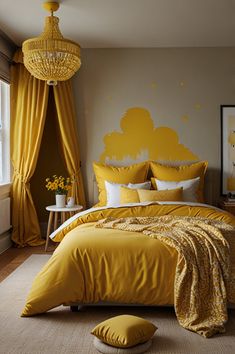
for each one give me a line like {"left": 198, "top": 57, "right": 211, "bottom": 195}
{"left": 221, "top": 105, "right": 235, "bottom": 196}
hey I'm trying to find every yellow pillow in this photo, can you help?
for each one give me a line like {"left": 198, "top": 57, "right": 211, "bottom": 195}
{"left": 120, "top": 186, "right": 140, "bottom": 204}
{"left": 93, "top": 162, "right": 148, "bottom": 206}
{"left": 150, "top": 161, "right": 208, "bottom": 202}
{"left": 91, "top": 314, "right": 157, "bottom": 348}
{"left": 137, "top": 187, "right": 183, "bottom": 202}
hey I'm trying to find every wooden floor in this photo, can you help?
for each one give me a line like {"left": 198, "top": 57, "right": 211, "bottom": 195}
{"left": 0, "top": 244, "right": 56, "bottom": 283}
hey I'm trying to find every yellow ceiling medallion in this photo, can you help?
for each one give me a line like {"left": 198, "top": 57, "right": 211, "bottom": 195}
{"left": 22, "top": 1, "right": 81, "bottom": 85}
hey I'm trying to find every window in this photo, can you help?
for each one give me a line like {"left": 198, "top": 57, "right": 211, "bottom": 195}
{"left": 0, "top": 80, "right": 10, "bottom": 184}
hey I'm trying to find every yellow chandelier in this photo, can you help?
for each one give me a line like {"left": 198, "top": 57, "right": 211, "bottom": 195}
{"left": 22, "top": 2, "right": 81, "bottom": 85}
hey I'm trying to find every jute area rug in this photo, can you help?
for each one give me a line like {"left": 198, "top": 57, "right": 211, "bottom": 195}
{"left": 0, "top": 255, "right": 235, "bottom": 354}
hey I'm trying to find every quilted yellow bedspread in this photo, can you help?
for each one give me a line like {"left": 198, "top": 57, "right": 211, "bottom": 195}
{"left": 22, "top": 203, "right": 235, "bottom": 333}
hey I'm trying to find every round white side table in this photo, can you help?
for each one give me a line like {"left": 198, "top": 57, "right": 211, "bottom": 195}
{"left": 45, "top": 204, "right": 83, "bottom": 251}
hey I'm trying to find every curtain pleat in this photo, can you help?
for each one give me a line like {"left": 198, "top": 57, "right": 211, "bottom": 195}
{"left": 53, "top": 81, "right": 86, "bottom": 208}
{"left": 10, "top": 57, "right": 49, "bottom": 247}
{"left": 10, "top": 49, "right": 86, "bottom": 246}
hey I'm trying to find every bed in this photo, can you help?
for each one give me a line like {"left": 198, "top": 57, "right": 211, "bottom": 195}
{"left": 21, "top": 161, "right": 235, "bottom": 338}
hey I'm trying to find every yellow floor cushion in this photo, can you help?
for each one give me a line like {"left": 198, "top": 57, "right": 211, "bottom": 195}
{"left": 91, "top": 314, "right": 157, "bottom": 348}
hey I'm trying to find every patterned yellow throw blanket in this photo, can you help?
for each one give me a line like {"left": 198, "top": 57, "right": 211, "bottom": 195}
{"left": 97, "top": 215, "right": 234, "bottom": 338}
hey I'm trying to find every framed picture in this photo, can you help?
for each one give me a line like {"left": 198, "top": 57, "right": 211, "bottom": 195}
{"left": 221, "top": 105, "right": 235, "bottom": 195}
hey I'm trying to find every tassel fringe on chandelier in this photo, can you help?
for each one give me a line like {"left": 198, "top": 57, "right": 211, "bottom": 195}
{"left": 22, "top": 1, "right": 81, "bottom": 85}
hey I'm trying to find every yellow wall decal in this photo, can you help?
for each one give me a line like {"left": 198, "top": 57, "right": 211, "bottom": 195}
{"left": 181, "top": 115, "right": 189, "bottom": 123}
{"left": 195, "top": 103, "right": 201, "bottom": 110}
{"left": 100, "top": 107, "right": 198, "bottom": 164}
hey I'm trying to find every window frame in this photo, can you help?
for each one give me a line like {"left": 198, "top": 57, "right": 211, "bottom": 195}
{"left": 0, "top": 80, "right": 10, "bottom": 185}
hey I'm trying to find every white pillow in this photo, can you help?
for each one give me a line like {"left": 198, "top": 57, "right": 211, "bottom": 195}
{"left": 105, "top": 181, "right": 151, "bottom": 207}
{"left": 154, "top": 177, "right": 200, "bottom": 202}
{"left": 128, "top": 181, "right": 151, "bottom": 190}
{"left": 105, "top": 181, "right": 126, "bottom": 207}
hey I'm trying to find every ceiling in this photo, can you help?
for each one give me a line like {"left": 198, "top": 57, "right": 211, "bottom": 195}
{"left": 0, "top": 0, "right": 235, "bottom": 48}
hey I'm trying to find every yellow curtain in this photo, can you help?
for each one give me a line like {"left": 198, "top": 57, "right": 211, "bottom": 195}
{"left": 10, "top": 50, "right": 49, "bottom": 246}
{"left": 53, "top": 81, "right": 86, "bottom": 208}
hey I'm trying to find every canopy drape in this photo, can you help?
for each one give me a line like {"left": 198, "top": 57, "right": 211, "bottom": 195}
{"left": 53, "top": 81, "right": 86, "bottom": 206}
{"left": 10, "top": 49, "right": 86, "bottom": 247}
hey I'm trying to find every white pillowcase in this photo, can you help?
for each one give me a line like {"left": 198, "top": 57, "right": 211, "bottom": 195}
{"left": 105, "top": 181, "right": 151, "bottom": 207}
{"left": 154, "top": 177, "right": 200, "bottom": 202}
{"left": 128, "top": 182, "right": 151, "bottom": 190}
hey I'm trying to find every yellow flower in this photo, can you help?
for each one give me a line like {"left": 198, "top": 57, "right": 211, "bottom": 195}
{"left": 46, "top": 174, "right": 72, "bottom": 194}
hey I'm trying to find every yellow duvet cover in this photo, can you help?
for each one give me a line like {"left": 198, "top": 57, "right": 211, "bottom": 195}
{"left": 22, "top": 202, "right": 235, "bottom": 321}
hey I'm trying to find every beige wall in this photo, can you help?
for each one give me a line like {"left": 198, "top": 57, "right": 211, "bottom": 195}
{"left": 72, "top": 48, "right": 235, "bottom": 206}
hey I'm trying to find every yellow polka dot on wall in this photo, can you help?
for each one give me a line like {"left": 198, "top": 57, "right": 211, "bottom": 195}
{"left": 181, "top": 115, "right": 189, "bottom": 123}
{"left": 195, "top": 103, "right": 201, "bottom": 110}
{"left": 151, "top": 82, "right": 157, "bottom": 89}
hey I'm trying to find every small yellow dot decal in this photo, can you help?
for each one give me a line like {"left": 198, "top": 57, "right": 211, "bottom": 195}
{"left": 195, "top": 103, "right": 201, "bottom": 110}
{"left": 181, "top": 115, "right": 189, "bottom": 123}
{"left": 151, "top": 82, "right": 157, "bottom": 89}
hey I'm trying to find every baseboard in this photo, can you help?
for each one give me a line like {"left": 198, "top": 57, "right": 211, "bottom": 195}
{"left": 0, "top": 231, "right": 12, "bottom": 254}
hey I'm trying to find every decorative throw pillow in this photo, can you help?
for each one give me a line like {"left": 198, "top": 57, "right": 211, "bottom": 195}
{"left": 150, "top": 161, "right": 208, "bottom": 202}
{"left": 93, "top": 162, "right": 149, "bottom": 206}
{"left": 119, "top": 181, "right": 151, "bottom": 205}
{"left": 120, "top": 186, "right": 140, "bottom": 204}
{"left": 152, "top": 176, "right": 200, "bottom": 202}
{"left": 105, "top": 181, "right": 151, "bottom": 207}
{"left": 105, "top": 181, "right": 126, "bottom": 207}
{"left": 91, "top": 315, "right": 157, "bottom": 348}
{"left": 128, "top": 181, "right": 151, "bottom": 190}
{"left": 137, "top": 187, "right": 183, "bottom": 203}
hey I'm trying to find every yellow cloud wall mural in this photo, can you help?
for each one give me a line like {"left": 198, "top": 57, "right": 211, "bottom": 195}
{"left": 100, "top": 107, "right": 198, "bottom": 164}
